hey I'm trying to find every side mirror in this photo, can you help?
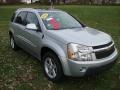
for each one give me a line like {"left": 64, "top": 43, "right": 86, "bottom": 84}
{"left": 26, "top": 23, "right": 38, "bottom": 30}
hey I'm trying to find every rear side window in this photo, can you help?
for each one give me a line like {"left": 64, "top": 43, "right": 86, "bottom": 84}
{"left": 15, "top": 11, "right": 27, "bottom": 26}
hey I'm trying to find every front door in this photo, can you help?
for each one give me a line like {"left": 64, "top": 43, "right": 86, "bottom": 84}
{"left": 22, "top": 12, "right": 43, "bottom": 57}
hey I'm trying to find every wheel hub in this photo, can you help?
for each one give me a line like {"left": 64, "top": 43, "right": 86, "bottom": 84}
{"left": 44, "top": 57, "right": 57, "bottom": 79}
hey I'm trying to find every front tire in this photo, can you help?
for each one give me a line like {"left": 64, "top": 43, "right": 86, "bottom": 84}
{"left": 10, "top": 35, "right": 19, "bottom": 51}
{"left": 43, "top": 52, "right": 63, "bottom": 83}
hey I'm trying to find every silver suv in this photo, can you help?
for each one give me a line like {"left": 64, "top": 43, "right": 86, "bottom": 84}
{"left": 9, "top": 8, "right": 118, "bottom": 82}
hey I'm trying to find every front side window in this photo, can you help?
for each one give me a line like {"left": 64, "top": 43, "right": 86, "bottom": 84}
{"left": 15, "top": 11, "right": 27, "bottom": 25}
{"left": 40, "top": 11, "right": 83, "bottom": 30}
{"left": 26, "top": 12, "right": 40, "bottom": 29}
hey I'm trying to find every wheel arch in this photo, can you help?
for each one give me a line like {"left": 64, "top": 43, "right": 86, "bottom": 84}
{"left": 41, "top": 47, "right": 61, "bottom": 61}
{"left": 40, "top": 47, "right": 64, "bottom": 74}
{"left": 9, "top": 31, "right": 13, "bottom": 36}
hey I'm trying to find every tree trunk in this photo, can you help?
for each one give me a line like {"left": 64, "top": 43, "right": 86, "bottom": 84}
{"left": 89, "top": 0, "right": 93, "bottom": 4}
{"left": 63, "top": 0, "right": 66, "bottom": 4}
{"left": 57, "top": 0, "right": 60, "bottom": 4}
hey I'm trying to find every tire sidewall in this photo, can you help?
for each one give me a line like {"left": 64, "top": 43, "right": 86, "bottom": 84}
{"left": 10, "top": 35, "right": 18, "bottom": 50}
{"left": 10, "top": 35, "right": 15, "bottom": 49}
{"left": 42, "top": 52, "right": 63, "bottom": 82}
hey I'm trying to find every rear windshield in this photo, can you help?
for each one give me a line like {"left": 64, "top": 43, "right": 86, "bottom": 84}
{"left": 39, "top": 11, "right": 83, "bottom": 30}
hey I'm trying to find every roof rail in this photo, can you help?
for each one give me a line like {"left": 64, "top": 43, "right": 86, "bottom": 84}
{"left": 16, "top": 8, "right": 34, "bottom": 11}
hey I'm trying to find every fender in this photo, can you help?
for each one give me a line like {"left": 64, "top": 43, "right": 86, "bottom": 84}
{"left": 9, "top": 24, "right": 14, "bottom": 34}
{"left": 40, "top": 39, "right": 71, "bottom": 75}
{"left": 41, "top": 39, "right": 66, "bottom": 58}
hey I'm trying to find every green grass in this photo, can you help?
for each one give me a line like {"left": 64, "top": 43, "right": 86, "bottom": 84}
{"left": 0, "top": 5, "right": 120, "bottom": 90}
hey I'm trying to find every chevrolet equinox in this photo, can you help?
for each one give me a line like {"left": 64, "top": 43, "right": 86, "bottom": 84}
{"left": 9, "top": 8, "right": 118, "bottom": 82}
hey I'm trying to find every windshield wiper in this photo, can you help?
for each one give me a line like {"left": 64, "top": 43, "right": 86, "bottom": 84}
{"left": 68, "top": 27, "right": 81, "bottom": 29}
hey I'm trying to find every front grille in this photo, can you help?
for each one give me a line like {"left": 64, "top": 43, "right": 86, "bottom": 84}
{"left": 93, "top": 41, "right": 113, "bottom": 49}
{"left": 95, "top": 45, "right": 115, "bottom": 59}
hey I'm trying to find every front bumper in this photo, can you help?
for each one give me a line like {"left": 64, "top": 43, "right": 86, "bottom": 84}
{"left": 64, "top": 48, "right": 118, "bottom": 76}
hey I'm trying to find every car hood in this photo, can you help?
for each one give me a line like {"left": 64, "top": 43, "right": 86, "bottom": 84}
{"left": 47, "top": 27, "right": 112, "bottom": 46}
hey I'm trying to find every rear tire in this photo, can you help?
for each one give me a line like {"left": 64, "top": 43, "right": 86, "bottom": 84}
{"left": 10, "top": 35, "right": 19, "bottom": 51}
{"left": 42, "top": 52, "right": 63, "bottom": 83}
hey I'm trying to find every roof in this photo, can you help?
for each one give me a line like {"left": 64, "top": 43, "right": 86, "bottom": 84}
{"left": 16, "top": 8, "right": 63, "bottom": 13}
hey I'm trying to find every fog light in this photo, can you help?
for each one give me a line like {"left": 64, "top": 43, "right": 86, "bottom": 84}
{"left": 79, "top": 67, "right": 87, "bottom": 72}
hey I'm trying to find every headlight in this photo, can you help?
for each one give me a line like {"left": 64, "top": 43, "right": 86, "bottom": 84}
{"left": 67, "top": 43, "right": 93, "bottom": 61}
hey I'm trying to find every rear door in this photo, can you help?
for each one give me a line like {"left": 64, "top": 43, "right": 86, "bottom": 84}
{"left": 12, "top": 11, "right": 28, "bottom": 48}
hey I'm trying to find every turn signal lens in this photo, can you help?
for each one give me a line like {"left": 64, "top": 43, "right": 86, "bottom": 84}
{"left": 67, "top": 48, "right": 76, "bottom": 59}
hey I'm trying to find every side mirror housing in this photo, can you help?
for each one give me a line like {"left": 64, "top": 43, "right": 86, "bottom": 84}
{"left": 26, "top": 23, "right": 38, "bottom": 30}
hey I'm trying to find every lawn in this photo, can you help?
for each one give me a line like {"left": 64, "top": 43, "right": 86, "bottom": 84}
{"left": 0, "top": 5, "right": 120, "bottom": 90}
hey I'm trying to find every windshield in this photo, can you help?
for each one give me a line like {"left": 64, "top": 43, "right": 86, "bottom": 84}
{"left": 40, "top": 11, "right": 83, "bottom": 30}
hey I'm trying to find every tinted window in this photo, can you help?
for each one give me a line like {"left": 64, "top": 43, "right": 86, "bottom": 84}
{"left": 26, "top": 12, "right": 39, "bottom": 28}
{"left": 15, "top": 11, "right": 27, "bottom": 25}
